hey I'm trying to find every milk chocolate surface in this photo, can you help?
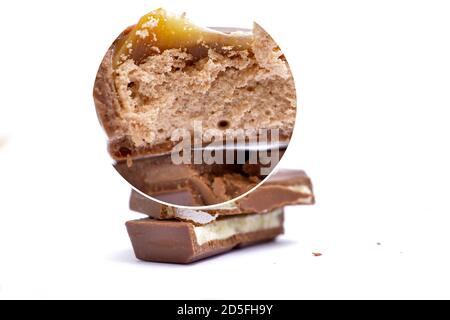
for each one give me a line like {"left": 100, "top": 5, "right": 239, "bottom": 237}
{"left": 129, "top": 169, "right": 314, "bottom": 224}
{"left": 126, "top": 210, "right": 284, "bottom": 264}
{"left": 236, "top": 169, "right": 315, "bottom": 213}
{"left": 116, "top": 149, "right": 284, "bottom": 206}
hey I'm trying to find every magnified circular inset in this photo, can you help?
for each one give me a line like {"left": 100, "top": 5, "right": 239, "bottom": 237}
{"left": 93, "top": 8, "right": 297, "bottom": 207}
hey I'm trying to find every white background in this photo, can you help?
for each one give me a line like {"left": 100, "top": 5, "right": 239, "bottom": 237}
{"left": 1, "top": 0, "right": 450, "bottom": 300}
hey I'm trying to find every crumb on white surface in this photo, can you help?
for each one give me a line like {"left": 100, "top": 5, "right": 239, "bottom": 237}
{"left": 313, "top": 252, "right": 323, "bottom": 257}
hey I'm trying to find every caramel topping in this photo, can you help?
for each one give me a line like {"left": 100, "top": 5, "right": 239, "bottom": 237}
{"left": 113, "top": 8, "right": 253, "bottom": 68}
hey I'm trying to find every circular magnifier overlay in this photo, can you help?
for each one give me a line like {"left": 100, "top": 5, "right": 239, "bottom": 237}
{"left": 93, "top": 8, "right": 297, "bottom": 209}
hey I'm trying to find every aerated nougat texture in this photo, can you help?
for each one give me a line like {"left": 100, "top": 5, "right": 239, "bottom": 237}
{"left": 94, "top": 9, "right": 297, "bottom": 159}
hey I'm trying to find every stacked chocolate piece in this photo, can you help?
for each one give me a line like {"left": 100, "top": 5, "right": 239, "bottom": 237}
{"left": 126, "top": 169, "right": 314, "bottom": 264}
{"left": 93, "top": 9, "right": 314, "bottom": 264}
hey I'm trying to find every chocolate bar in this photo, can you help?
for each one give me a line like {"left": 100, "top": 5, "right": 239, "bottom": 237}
{"left": 92, "top": 8, "right": 313, "bottom": 264}
{"left": 115, "top": 150, "right": 285, "bottom": 206}
{"left": 129, "top": 169, "right": 314, "bottom": 224}
{"left": 126, "top": 209, "right": 284, "bottom": 264}
{"left": 126, "top": 168, "right": 314, "bottom": 263}
{"left": 236, "top": 169, "right": 315, "bottom": 212}
{"left": 126, "top": 169, "right": 313, "bottom": 263}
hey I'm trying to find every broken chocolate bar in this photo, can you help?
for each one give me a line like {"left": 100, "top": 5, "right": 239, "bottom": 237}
{"left": 93, "top": 8, "right": 296, "bottom": 160}
{"left": 236, "top": 169, "right": 315, "bottom": 213}
{"left": 116, "top": 149, "right": 285, "bottom": 206}
{"left": 126, "top": 209, "right": 284, "bottom": 264}
{"left": 129, "top": 169, "right": 314, "bottom": 224}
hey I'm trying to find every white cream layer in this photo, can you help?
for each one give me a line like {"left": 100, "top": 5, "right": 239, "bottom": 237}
{"left": 173, "top": 208, "right": 218, "bottom": 225}
{"left": 193, "top": 209, "right": 282, "bottom": 246}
